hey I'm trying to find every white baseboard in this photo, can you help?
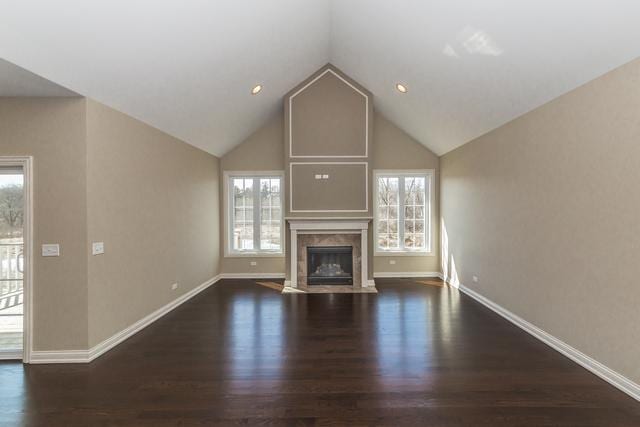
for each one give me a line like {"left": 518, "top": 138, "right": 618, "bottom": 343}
{"left": 373, "top": 271, "right": 443, "bottom": 278}
{"left": 30, "top": 274, "right": 222, "bottom": 364}
{"left": 220, "top": 273, "right": 286, "bottom": 279}
{"left": 30, "top": 349, "right": 89, "bottom": 364}
{"left": 458, "top": 283, "right": 640, "bottom": 402}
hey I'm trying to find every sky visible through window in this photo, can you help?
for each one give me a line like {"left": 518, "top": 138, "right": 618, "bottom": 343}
{"left": 0, "top": 174, "right": 22, "bottom": 187}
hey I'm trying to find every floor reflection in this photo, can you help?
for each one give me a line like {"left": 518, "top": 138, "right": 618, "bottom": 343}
{"left": 1, "top": 281, "right": 638, "bottom": 425}
{"left": 226, "top": 291, "right": 284, "bottom": 382}
{"left": 373, "top": 283, "right": 460, "bottom": 383}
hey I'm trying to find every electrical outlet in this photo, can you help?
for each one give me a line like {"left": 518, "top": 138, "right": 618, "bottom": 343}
{"left": 92, "top": 242, "right": 105, "bottom": 255}
{"left": 389, "top": 259, "right": 396, "bottom": 265}
{"left": 171, "top": 283, "right": 179, "bottom": 290}
{"left": 42, "top": 244, "right": 60, "bottom": 257}
{"left": 472, "top": 275, "right": 479, "bottom": 283}
{"left": 314, "top": 174, "right": 322, "bottom": 180}
{"left": 322, "top": 174, "right": 329, "bottom": 179}
{"left": 250, "top": 261, "right": 257, "bottom": 266}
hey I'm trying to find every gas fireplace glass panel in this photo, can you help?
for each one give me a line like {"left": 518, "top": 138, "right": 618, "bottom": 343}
{"left": 307, "top": 246, "right": 353, "bottom": 285}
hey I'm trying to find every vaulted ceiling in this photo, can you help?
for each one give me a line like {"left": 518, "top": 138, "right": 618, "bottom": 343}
{"left": 0, "top": 59, "right": 77, "bottom": 97}
{"left": 1, "top": 1, "right": 640, "bottom": 156}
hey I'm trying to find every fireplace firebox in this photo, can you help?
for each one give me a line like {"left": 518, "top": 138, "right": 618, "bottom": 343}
{"left": 307, "top": 246, "right": 353, "bottom": 285}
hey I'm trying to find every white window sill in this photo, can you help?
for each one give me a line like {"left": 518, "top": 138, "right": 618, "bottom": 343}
{"left": 225, "top": 251, "right": 285, "bottom": 258}
{"left": 374, "top": 250, "right": 435, "bottom": 257}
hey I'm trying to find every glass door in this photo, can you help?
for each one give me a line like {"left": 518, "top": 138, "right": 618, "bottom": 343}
{"left": 0, "top": 167, "right": 24, "bottom": 358}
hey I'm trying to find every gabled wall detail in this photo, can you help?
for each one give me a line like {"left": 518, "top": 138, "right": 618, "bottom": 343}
{"left": 285, "top": 64, "right": 373, "bottom": 216}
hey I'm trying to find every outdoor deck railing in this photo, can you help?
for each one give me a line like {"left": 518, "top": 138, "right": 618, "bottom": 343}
{"left": 0, "top": 243, "right": 23, "bottom": 298}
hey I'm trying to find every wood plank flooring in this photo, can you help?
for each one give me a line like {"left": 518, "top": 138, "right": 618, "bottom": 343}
{"left": 1, "top": 278, "right": 639, "bottom": 426}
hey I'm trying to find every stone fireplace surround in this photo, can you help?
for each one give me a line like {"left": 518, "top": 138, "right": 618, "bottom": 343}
{"left": 284, "top": 219, "right": 376, "bottom": 293}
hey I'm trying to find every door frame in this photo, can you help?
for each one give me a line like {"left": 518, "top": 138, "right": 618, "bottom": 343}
{"left": 0, "top": 156, "right": 33, "bottom": 362}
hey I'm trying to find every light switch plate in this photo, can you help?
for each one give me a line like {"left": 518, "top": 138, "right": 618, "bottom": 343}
{"left": 250, "top": 261, "right": 257, "bottom": 266}
{"left": 314, "top": 174, "right": 322, "bottom": 180}
{"left": 389, "top": 259, "right": 396, "bottom": 265}
{"left": 42, "top": 244, "right": 60, "bottom": 257}
{"left": 92, "top": 242, "right": 105, "bottom": 255}
{"left": 322, "top": 174, "right": 329, "bottom": 179}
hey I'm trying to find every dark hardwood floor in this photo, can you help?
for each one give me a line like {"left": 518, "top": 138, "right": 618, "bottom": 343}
{"left": 1, "top": 278, "right": 639, "bottom": 426}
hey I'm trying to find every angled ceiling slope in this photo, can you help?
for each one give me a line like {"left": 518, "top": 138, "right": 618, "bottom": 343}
{"left": 330, "top": 0, "right": 640, "bottom": 155}
{"left": 2, "top": 1, "right": 640, "bottom": 156}
{"left": 0, "top": 1, "right": 331, "bottom": 156}
{"left": 0, "top": 58, "right": 77, "bottom": 97}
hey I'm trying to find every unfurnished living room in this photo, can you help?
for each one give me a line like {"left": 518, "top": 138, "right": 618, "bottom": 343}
{"left": 1, "top": 1, "right": 640, "bottom": 426}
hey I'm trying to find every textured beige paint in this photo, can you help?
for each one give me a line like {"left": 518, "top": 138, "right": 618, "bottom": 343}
{"left": 372, "top": 113, "right": 440, "bottom": 274}
{"left": 0, "top": 97, "right": 89, "bottom": 351}
{"left": 290, "top": 71, "right": 367, "bottom": 157}
{"left": 86, "top": 99, "right": 220, "bottom": 346}
{"left": 219, "top": 113, "right": 285, "bottom": 274}
{"left": 441, "top": 58, "right": 640, "bottom": 383}
{"left": 290, "top": 163, "right": 367, "bottom": 212}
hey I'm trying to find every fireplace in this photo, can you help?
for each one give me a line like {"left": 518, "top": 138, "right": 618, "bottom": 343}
{"left": 307, "top": 246, "right": 353, "bottom": 285}
{"left": 286, "top": 219, "right": 374, "bottom": 292}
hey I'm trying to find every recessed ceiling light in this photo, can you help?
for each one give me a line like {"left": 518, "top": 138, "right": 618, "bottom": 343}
{"left": 396, "top": 83, "right": 408, "bottom": 93}
{"left": 251, "top": 84, "right": 262, "bottom": 95}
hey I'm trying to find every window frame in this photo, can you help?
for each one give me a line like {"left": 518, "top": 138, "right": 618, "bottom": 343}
{"left": 373, "top": 169, "right": 434, "bottom": 256}
{"left": 224, "top": 170, "right": 285, "bottom": 257}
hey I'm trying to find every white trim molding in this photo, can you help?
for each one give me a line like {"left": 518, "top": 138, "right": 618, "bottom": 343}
{"left": 373, "top": 169, "right": 435, "bottom": 257}
{"left": 373, "top": 271, "right": 442, "bottom": 278}
{"left": 287, "top": 219, "right": 371, "bottom": 289}
{"left": 0, "top": 156, "right": 33, "bottom": 363}
{"left": 457, "top": 283, "right": 640, "bottom": 402}
{"left": 30, "top": 350, "right": 89, "bottom": 364}
{"left": 30, "top": 275, "right": 222, "bottom": 364}
{"left": 219, "top": 273, "right": 286, "bottom": 279}
{"left": 289, "top": 68, "right": 369, "bottom": 159}
{"left": 289, "top": 162, "right": 369, "bottom": 213}
{"left": 223, "top": 170, "right": 285, "bottom": 258}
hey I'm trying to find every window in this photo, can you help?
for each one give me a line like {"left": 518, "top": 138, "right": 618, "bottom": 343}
{"left": 374, "top": 170, "right": 433, "bottom": 255}
{"left": 226, "top": 172, "right": 284, "bottom": 256}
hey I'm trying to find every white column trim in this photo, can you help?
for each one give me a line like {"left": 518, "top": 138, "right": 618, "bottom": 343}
{"left": 360, "top": 228, "right": 368, "bottom": 287}
{"left": 286, "top": 219, "right": 370, "bottom": 288}
{"left": 0, "top": 156, "right": 33, "bottom": 363}
{"left": 290, "top": 229, "right": 298, "bottom": 288}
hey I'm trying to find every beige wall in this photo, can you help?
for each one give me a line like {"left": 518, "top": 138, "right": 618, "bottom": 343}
{"left": 220, "top": 106, "right": 443, "bottom": 278}
{"left": 86, "top": 99, "right": 220, "bottom": 346}
{"left": 441, "top": 58, "right": 640, "bottom": 383}
{"left": 290, "top": 163, "right": 368, "bottom": 212}
{"left": 290, "top": 70, "right": 368, "bottom": 157}
{"left": 372, "top": 113, "right": 440, "bottom": 274}
{"left": 219, "top": 112, "right": 285, "bottom": 275}
{"left": 0, "top": 97, "right": 89, "bottom": 351}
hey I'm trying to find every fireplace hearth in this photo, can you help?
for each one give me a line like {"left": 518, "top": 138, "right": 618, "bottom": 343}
{"left": 307, "top": 246, "right": 353, "bottom": 285}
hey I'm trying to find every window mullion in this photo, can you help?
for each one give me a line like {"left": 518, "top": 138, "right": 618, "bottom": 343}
{"left": 229, "top": 178, "right": 235, "bottom": 253}
{"left": 423, "top": 176, "right": 432, "bottom": 252}
{"left": 398, "top": 176, "right": 405, "bottom": 250}
{"left": 253, "top": 178, "right": 261, "bottom": 251}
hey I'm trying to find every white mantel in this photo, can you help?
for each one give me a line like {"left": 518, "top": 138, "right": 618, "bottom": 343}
{"left": 285, "top": 218, "right": 373, "bottom": 290}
